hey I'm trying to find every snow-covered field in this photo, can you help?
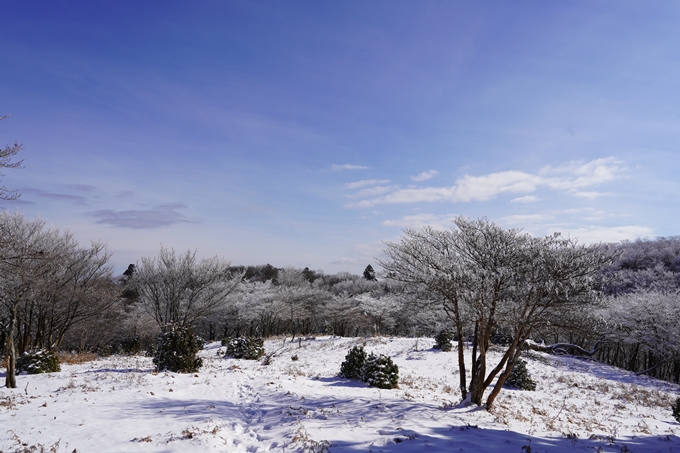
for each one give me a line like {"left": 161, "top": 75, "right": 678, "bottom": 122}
{"left": 1, "top": 336, "right": 679, "bottom": 452}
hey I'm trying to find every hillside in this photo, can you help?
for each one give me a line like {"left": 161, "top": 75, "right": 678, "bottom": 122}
{"left": 1, "top": 337, "right": 679, "bottom": 452}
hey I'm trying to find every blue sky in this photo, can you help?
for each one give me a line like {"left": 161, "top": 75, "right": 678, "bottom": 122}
{"left": 1, "top": 1, "right": 679, "bottom": 274}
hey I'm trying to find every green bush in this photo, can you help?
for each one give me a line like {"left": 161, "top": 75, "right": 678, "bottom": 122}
{"left": 153, "top": 324, "right": 204, "bottom": 373}
{"left": 673, "top": 398, "right": 680, "bottom": 423}
{"left": 339, "top": 345, "right": 367, "bottom": 380}
{"left": 490, "top": 328, "right": 513, "bottom": 346}
{"left": 434, "top": 328, "right": 453, "bottom": 352}
{"left": 120, "top": 336, "right": 142, "bottom": 355}
{"left": 16, "top": 349, "right": 60, "bottom": 374}
{"left": 222, "top": 336, "right": 264, "bottom": 360}
{"left": 503, "top": 358, "right": 536, "bottom": 391}
{"left": 362, "top": 353, "right": 399, "bottom": 389}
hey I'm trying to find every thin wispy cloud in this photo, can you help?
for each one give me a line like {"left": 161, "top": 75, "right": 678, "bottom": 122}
{"left": 511, "top": 195, "right": 539, "bottom": 204}
{"left": 351, "top": 185, "right": 399, "bottom": 198}
{"left": 411, "top": 170, "right": 438, "bottom": 181}
{"left": 570, "top": 190, "right": 609, "bottom": 199}
{"left": 90, "top": 203, "right": 195, "bottom": 229}
{"left": 64, "top": 184, "right": 99, "bottom": 192}
{"left": 331, "top": 164, "right": 369, "bottom": 172}
{"left": 23, "top": 188, "right": 88, "bottom": 205}
{"left": 564, "top": 225, "right": 654, "bottom": 243}
{"left": 347, "top": 157, "right": 622, "bottom": 207}
{"left": 500, "top": 213, "right": 554, "bottom": 225}
{"left": 383, "top": 213, "right": 457, "bottom": 230}
{"left": 0, "top": 198, "right": 34, "bottom": 207}
{"left": 344, "top": 179, "right": 390, "bottom": 189}
{"left": 329, "top": 257, "right": 361, "bottom": 265}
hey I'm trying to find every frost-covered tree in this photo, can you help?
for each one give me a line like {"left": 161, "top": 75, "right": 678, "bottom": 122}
{"left": 357, "top": 294, "right": 399, "bottom": 336}
{"left": 0, "top": 213, "right": 67, "bottom": 387}
{"left": 380, "top": 217, "right": 611, "bottom": 408}
{"left": 599, "top": 290, "right": 680, "bottom": 379}
{"left": 276, "top": 267, "right": 331, "bottom": 339}
{"left": 24, "top": 239, "right": 116, "bottom": 352}
{"left": 321, "top": 293, "right": 366, "bottom": 337}
{"left": 0, "top": 212, "right": 120, "bottom": 387}
{"left": 134, "top": 247, "right": 242, "bottom": 328}
{"left": 602, "top": 236, "right": 680, "bottom": 295}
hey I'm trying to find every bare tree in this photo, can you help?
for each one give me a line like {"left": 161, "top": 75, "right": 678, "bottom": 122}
{"left": 134, "top": 247, "right": 242, "bottom": 328}
{"left": 275, "top": 267, "right": 331, "bottom": 340}
{"left": 380, "top": 217, "right": 611, "bottom": 409}
{"left": 0, "top": 212, "right": 64, "bottom": 388}
{"left": 22, "top": 240, "right": 117, "bottom": 351}
{"left": 357, "top": 294, "right": 399, "bottom": 336}
{"left": 0, "top": 114, "right": 24, "bottom": 201}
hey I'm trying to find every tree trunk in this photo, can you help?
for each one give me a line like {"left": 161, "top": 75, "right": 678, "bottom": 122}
{"left": 5, "top": 305, "right": 18, "bottom": 388}
{"left": 485, "top": 347, "right": 522, "bottom": 409}
{"left": 469, "top": 321, "right": 486, "bottom": 405}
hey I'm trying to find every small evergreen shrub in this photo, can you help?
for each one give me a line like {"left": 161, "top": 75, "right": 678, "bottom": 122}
{"left": 339, "top": 345, "right": 367, "bottom": 380}
{"left": 120, "top": 336, "right": 142, "bottom": 355}
{"left": 434, "top": 328, "right": 453, "bottom": 352}
{"left": 339, "top": 346, "right": 399, "bottom": 389}
{"left": 673, "top": 398, "right": 680, "bottom": 423}
{"left": 222, "top": 336, "right": 265, "bottom": 360}
{"left": 362, "top": 353, "right": 399, "bottom": 389}
{"left": 503, "top": 358, "right": 536, "bottom": 391}
{"left": 16, "top": 349, "right": 60, "bottom": 374}
{"left": 490, "top": 329, "right": 513, "bottom": 346}
{"left": 153, "top": 324, "right": 204, "bottom": 373}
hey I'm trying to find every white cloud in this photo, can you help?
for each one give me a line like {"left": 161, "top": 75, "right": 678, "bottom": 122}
{"left": 569, "top": 190, "right": 610, "bottom": 199}
{"left": 350, "top": 170, "right": 541, "bottom": 207}
{"left": 511, "top": 195, "right": 539, "bottom": 204}
{"left": 331, "top": 164, "right": 369, "bottom": 171}
{"left": 329, "top": 257, "right": 361, "bottom": 265}
{"left": 352, "top": 185, "right": 400, "bottom": 198}
{"left": 500, "top": 213, "right": 553, "bottom": 225}
{"left": 382, "top": 213, "right": 457, "bottom": 230}
{"left": 541, "top": 157, "right": 622, "bottom": 190}
{"left": 411, "top": 170, "right": 438, "bottom": 181}
{"left": 563, "top": 225, "right": 654, "bottom": 244}
{"left": 344, "top": 179, "right": 390, "bottom": 189}
{"left": 348, "top": 157, "right": 622, "bottom": 208}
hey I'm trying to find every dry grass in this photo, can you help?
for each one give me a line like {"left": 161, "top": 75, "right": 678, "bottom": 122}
{"left": 612, "top": 383, "right": 674, "bottom": 408}
{"left": 57, "top": 352, "right": 98, "bottom": 365}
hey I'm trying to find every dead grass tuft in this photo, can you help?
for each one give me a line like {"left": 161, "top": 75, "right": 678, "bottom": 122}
{"left": 58, "top": 352, "right": 98, "bottom": 365}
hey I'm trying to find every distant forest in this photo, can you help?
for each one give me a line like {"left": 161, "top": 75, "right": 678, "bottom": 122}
{"left": 1, "top": 211, "right": 680, "bottom": 386}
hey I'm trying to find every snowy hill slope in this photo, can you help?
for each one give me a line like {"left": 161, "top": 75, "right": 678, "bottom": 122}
{"left": 1, "top": 336, "right": 679, "bottom": 452}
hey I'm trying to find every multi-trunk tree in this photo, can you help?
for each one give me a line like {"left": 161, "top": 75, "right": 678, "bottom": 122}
{"left": 380, "top": 216, "right": 611, "bottom": 409}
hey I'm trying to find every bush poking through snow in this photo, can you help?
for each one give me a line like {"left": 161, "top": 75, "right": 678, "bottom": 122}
{"left": 222, "top": 337, "right": 265, "bottom": 360}
{"left": 362, "top": 353, "right": 399, "bottom": 389}
{"left": 434, "top": 329, "right": 453, "bottom": 352}
{"left": 673, "top": 398, "right": 680, "bottom": 423}
{"left": 16, "top": 349, "right": 60, "bottom": 374}
{"left": 153, "top": 323, "right": 204, "bottom": 373}
{"left": 339, "top": 346, "right": 399, "bottom": 389}
{"left": 339, "top": 345, "right": 367, "bottom": 380}
{"left": 503, "top": 358, "right": 536, "bottom": 391}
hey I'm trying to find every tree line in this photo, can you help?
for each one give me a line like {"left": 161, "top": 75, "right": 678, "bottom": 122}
{"left": 1, "top": 210, "right": 680, "bottom": 403}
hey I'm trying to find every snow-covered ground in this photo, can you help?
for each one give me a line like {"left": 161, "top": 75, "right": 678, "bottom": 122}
{"left": 1, "top": 336, "right": 679, "bottom": 452}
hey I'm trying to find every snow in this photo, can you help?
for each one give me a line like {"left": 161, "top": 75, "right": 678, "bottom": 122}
{"left": 1, "top": 336, "right": 679, "bottom": 452}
